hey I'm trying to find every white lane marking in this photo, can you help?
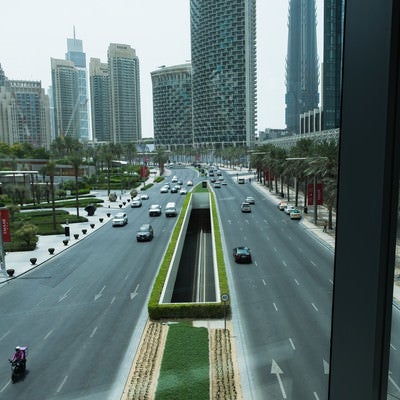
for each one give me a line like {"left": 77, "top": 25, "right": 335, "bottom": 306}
{"left": 282, "top": 260, "right": 287, "bottom": 267}
{"left": 388, "top": 374, "right": 400, "bottom": 392}
{"left": 297, "top": 247, "right": 304, "bottom": 253}
{"left": 0, "top": 330, "right": 10, "bottom": 341}
{"left": 227, "top": 220, "right": 232, "bottom": 224}
{"left": 58, "top": 288, "right": 72, "bottom": 303}
{"left": 329, "top": 279, "right": 334, "bottom": 285}
{"left": 262, "top": 279, "right": 267, "bottom": 286}
{"left": 313, "top": 392, "right": 320, "bottom": 400}
{"left": 311, "top": 261, "right": 317, "bottom": 267}
{"left": 273, "top": 303, "right": 278, "bottom": 312}
{"left": 312, "top": 303, "right": 319, "bottom": 312}
{"left": 94, "top": 285, "right": 106, "bottom": 301}
{"left": 323, "top": 359, "right": 330, "bottom": 374}
{"left": 90, "top": 327, "right": 98, "bottom": 338}
{"left": 44, "top": 330, "right": 54, "bottom": 340}
{"left": 273, "top": 247, "right": 277, "bottom": 252}
{"left": 124, "top": 274, "right": 129, "bottom": 281}
{"left": 289, "top": 338, "right": 296, "bottom": 350}
{"left": 0, "top": 380, "right": 11, "bottom": 392}
{"left": 294, "top": 279, "right": 300, "bottom": 286}
{"left": 57, "top": 375, "right": 68, "bottom": 393}
{"left": 111, "top": 296, "right": 116, "bottom": 304}
{"left": 271, "top": 360, "right": 287, "bottom": 399}
{"left": 390, "top": 343, "right": 397, "bottom": 351}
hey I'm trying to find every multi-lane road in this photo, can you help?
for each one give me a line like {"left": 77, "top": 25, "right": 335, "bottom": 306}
{"left": 0, "top": 166, "right": 399, "bottom": 399}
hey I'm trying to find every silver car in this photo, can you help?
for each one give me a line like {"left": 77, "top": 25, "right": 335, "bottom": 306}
{"left": 112, "top": 212, "right": 128, "bottom": 226}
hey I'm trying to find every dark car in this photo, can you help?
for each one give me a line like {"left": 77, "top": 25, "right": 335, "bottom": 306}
{"left": 233, "top": 246, "right": 252, "bottom": 263}
{"left": 136, "top": 224, "right": 154, "bottom": 241}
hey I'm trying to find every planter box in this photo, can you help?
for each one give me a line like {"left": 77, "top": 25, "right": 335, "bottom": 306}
{"left": 63, "top": 239, "right": 69, "bottom": 246}
{"left": 6, "top": 269, "right": 14, "bottom": 277}
{"left": 48, "top": 248, "right": 55, "bottom": 255}
{"left": 30, "top": 257, "right": 37, "bottom": 265}
{"left": 74, "top": 234, "right": 79, "bottom": 239}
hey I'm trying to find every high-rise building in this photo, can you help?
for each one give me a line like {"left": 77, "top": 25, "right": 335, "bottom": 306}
{"left": 51, "top": 58, "right": 80, "bottom": 139}
{"left": 0, "top": 64, "right": 6, "bottom": 87}
{"left": 322, "top": 0, "right": 345, "bottom": 130}
{"left": 285, "top": 0, "right": 319, "bottom": 134}
{"left": 65, "top": 30, "right": 90, "bottom": 141}
{"left": 151, "top": 64, "right": 192, "bottom": 149}
{"left": 89, "top": 58, "right": 111, "bottom": 143}
{"left": 108, "top": 43, "right": 142, "bottom": 143}
{"left": 8, "top": 80, "right": 51, "bottom": 148}
{"left": 190, "top": 0, "right": 257, "bottom": 149}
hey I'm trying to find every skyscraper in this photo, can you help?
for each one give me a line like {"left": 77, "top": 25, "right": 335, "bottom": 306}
{"left": 322, "top": 0, "right": 345, "bottom": 130}
{"left": 89, "top": 58, "right": 111, "bottom": 143}
{"left": 108, "top": 43, "right": 142, "bottom": 143}
{"left": 151, "top": 64, "right": 192, "bottom": 149}
{"left": 190, "top": 0, "right": 257, "bottom": 149}
{"left": 285, "top": 0, "right": 319, "bottom": 134}
{"left": 65, "top": 30, "right": 90, "bottom": 141}
{"left": 51, "top": 58, "right": 80, "bottom": 139}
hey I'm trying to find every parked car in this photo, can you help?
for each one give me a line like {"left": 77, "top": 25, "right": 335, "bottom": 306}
{"left": 149, "top": 204, "right": 162, "bottom": 216}
{"left": 136, "top": 223, "right": 154, "bottom": 241}
{"left": 241, "top": 202, "right": 251, "bottom": 213}
{"left": 277, "top": 201, "right": 287, "bottom": 210}
{"left": 238, "top": 177, "right": 245, "bottom": 184}
{"left": 245, "top": 196, "right": 255, "bottom": 204}
{"left": 131, "top": 197, "right": 142, "bottom": 208}
{"left": 112, "top": 212, "right": 128, "bottom": 227}
{"left": 290, "top": 209, "right": 302, "bottom": 220}
{"left": 233, "top": 246, "right": 252, "bottom": 263}
{"left": 284, "top": 205, "right": 296, "bottom": 215}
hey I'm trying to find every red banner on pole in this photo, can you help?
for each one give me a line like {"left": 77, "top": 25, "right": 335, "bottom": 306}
{"left": 307, "top": 183, "right": 323, "bottom": 205}
{"left": 0, "top": 209, "right": 11, "bottom": 242}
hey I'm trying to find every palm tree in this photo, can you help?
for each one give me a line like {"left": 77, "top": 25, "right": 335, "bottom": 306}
{"left": 44, "top": 159, "right": 57, "bottom": 231}
{"left": 69, "top": 150, "right": 84, "bottom": 217}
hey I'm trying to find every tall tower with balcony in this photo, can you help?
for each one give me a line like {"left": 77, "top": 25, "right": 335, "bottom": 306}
{"left": 190, "top": 0, "right": 257, "bottom": 149}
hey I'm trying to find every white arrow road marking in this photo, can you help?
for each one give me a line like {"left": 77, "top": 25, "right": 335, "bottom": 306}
{"left": 294, "top": 279, "right": 300, "bottom": 286}
{"left": 262, "top": 279, "right": 267, "bottom": 285}
{"left": 313, "top": 392, "right": 320, "bottom": 400}
{"left": 111, "top": 296, "right": 116, "bottom": 304}
{"left": 282, "top": 260, "right": 287, "bottom": 267}
{"left": 273, "top": 303, "right": 278, "bottom": 312}
{"left": 311, "top": 303, "right": 319, "bottom": 312}
{"left": 289, "top": 338, "right": 296, "bottom": 350}
{"left": 58, "top": 288, "right": 72, "bottom": 303}
{"left": 94, "top": 285, "right": 106, "bottom": 301}
{"left": 390, "top": 343, "right": 397, "bottom": 351}
{"left": 271, "top": 359, "right": 287, "bottom": 399}
{"left": 311, "top": 260, "right": 317, "bottom": 267}
{"left": 131, "top": 284, "right": 140, "bottom": 300}
{"left": 323, "top": 359, "right": 330, "bottom": 374}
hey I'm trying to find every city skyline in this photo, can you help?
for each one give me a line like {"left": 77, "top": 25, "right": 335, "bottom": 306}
{"left": 0, "top": 0, "right": 323, "bottom": 138}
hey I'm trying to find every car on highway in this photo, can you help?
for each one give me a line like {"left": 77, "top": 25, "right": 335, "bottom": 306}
{"left": 290, "top": 209, "right": 302, "bottom": 220}
{"left": 233, "top": 246, "right": 252, "bottom": 263}
{"left": 131, "top": 197, "right": 142, "bottom": 207}
{"left": 245, "top": 196, "right": 255, "bottom": 204}
{"left": 180, "top": 188, "right": 187, "bottom": 195}
{"left": 186, "top": 180, "right": 193, "bottom": 186}
{"left": 165, "top": 202, "right": 177, "bottom": 217}
{"left": 241, "top": 202, "right": 251, "bottom": 213}
{"left": 136, "top": 223, "right": 154, "bottom": 241}
{"left": 149, "top": 204, "right": 162, "bottom": 216}
{"left": 140, "top": 193, "right": 149, "bottom": 200}
{"left": 238, "top": 177, "right": 245, "bottom": 184}
{"left": 112, "top": 212, "right": 128, "bottom": 227}
{"left": 214, "top": 182, "right": 221, "bottom": 188}
{"left": 160, "top": 185, "right": 169, "bottom": 193}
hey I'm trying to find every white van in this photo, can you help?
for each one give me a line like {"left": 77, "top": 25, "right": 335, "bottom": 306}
{"left": 165, "top": 202, "right": 177, "bottom": 217}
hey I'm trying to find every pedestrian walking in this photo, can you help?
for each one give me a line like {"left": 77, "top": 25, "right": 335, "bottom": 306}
{"left": 323, "top": 221, "right": 327, "bottom": 232}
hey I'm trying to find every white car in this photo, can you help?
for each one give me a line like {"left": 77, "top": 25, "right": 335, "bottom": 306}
{"left": 186, "top": 180, "right": 193, "bottom": 186}
{"left": 245, "top": 196, "right": 255, "bottom": 204}
{"left": 112, "top": 212, "right": 128, "bottom": 226}
{"left": 180, "top": 188, "right": 187, "bottom": 195}
{"left": 160, "top": 185, "right": 169, "bottom": 193}
{"left": 131, "top": 197, "right": 142, "bottom": 207}
{"left": 284, "top": 205, "right": 296, "bottom": 215}
{"left": 140, "top": 193, "right": 149, "bottom": 200}
{"left": 149, "top": 204, "right": 162, "bottom": 216}
{"left": 290, "top": 209, "right": 302, "bottom": 220}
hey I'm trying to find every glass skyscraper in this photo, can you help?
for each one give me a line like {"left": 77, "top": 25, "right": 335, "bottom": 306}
{"left": 322, "top": 0, "right": 345, "bottom": 130}
{"left": 285, "top": 0, "right": 319, "bottom": 134}
{"left": 190, "top": 0, "right": 257, "bottom": 149}
{"left": 151, "top": 64, "right": 192, "bottom": 149}
{"left": 65, "top": 32, "right": 90, "bottom": 141}
{"left": 108, "top": 43, "right": 142, "bottom": 143}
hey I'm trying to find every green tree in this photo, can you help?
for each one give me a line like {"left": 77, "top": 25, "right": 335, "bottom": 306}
{"left": 14, "top": 223, "right": 38, "bottom": 248}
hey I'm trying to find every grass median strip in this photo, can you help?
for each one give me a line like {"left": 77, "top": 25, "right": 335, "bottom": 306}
{"left": 155, "top": 322, "right": 209, "bottom": 400}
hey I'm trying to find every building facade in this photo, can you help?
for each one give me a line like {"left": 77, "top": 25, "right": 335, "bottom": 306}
{"left": 51, "top": 58, "right": 80, "bottom": 139}
{"left": 322, "top": 0, "right": 345, "bottom": 130}
{"left": 89, "top": 58, "right": 111, "bottom": 143}
{"left": 108, "top": 43, "right": 142, "bottom": 143}
{"left": 285, "top": 0, "right": 319, "bottom": 134}
{"left": 65, "top": 32, "right": 90, "bottom": 141}
{"left": 151, "top": 64, "right": 192, "bottom": 150}
{"left": 190, "top": 0, "right": 257, "bottom": 149}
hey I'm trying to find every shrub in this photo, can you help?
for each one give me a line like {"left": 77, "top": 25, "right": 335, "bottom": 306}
{"left": 14, "top": 223, "right": 38, "bottom": 248}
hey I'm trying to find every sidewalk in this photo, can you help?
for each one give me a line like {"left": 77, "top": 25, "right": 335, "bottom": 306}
{"left": 0, "top": 189, "right": 134, "bottom": 285}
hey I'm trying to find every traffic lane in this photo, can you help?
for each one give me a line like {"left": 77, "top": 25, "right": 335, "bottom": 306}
{"left": 0, "top": 211, "right": 174, "bottom": 398}
{"left": 216, "top": 189, "right": 333, "bottom": 398}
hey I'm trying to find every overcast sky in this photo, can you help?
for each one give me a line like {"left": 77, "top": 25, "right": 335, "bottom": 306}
{"left": 0, "top": 0, "right": 323, "bottom": 138}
